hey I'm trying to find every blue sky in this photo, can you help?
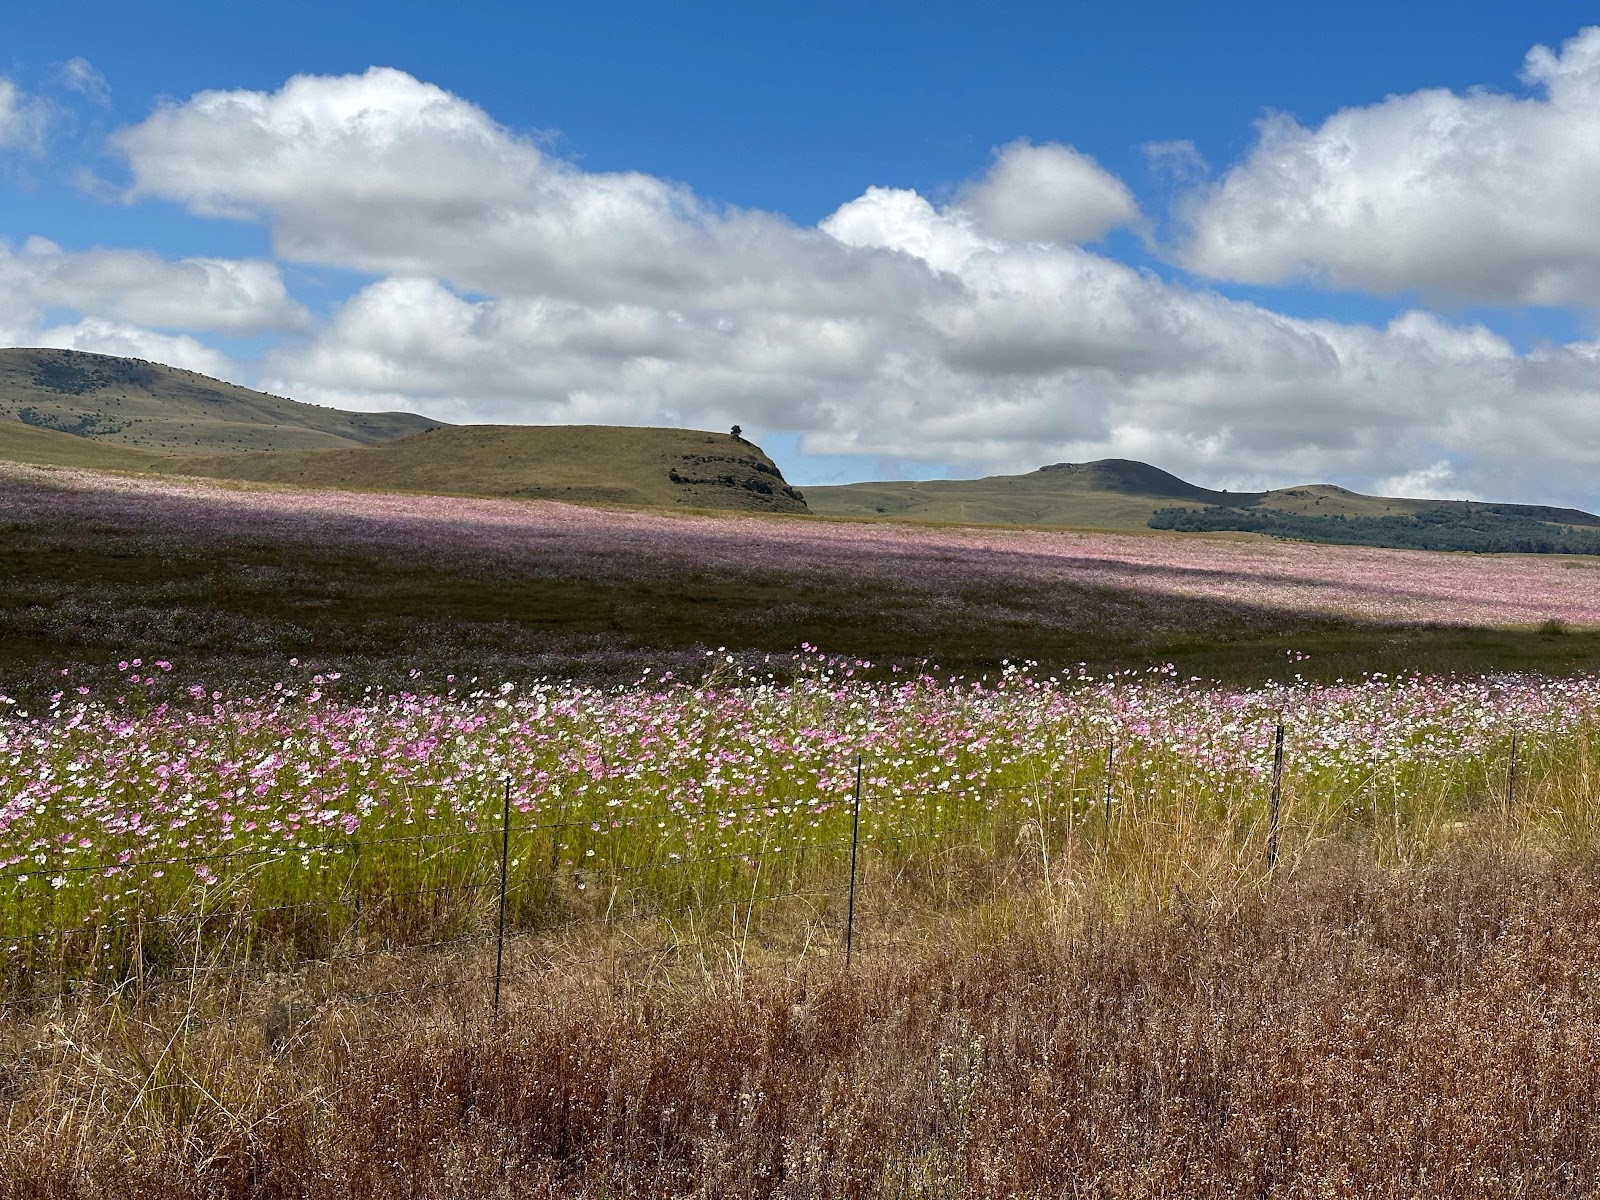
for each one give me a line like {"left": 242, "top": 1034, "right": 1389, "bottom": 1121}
{"left": 5, "top": 3, "right": 1600, "bottom": 504}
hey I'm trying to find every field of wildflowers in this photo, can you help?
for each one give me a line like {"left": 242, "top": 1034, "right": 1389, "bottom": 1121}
{"left": 7, "top": 646, "right": 1600, "bottom": 1194}
{"left": 11, "top": 463, "right": 1600, "bottom": 1194}
{"left": 7, "top": 648, "right": 1600, "bottom": 999}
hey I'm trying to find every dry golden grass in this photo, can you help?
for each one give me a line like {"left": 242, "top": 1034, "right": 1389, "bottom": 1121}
{"left": 0, "top": 418, "right": 177, "bottom": 471}
{"left": 8, "top": 810, "right": 1600, "bottom": 1197}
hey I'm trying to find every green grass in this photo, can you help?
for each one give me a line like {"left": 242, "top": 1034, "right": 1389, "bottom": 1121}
{"left": 804, "top": 459, "right": 1224, "bottom": 530}
{"left": 165, "top": 424, "right": 809, "bottom": 513}
{"left": 10, "top": 626, "right": 1598, "bottom": 993}
{"left": 0, "top": 347, "right": 439, "bottom": 454}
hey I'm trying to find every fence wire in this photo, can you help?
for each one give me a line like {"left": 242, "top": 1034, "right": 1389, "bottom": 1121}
{"left": 1, "top": 726, "right": 1532, "bottom": 1032}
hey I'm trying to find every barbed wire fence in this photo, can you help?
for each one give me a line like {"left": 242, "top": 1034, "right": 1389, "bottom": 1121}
{"left": 0, "top": 762, "right": 1012, "bottom": 1030}
{"left": 0, "top": 725, "right": 1537, "bottom": 1037}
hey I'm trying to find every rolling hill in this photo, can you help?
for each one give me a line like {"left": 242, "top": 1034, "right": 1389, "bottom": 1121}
{"left": 805, "top": 459, "right": 1254, "bottom": 530}
{"left": 807, "top": 458, "right": 1600, "bottom": 551}
{"left": 0, "top": 349, "right": 804, "bottom": 516}
{"left": 0, "top": 416, "right": 177, "bottom": 470}
{"left": 0, "top": 347, "right": 440, "bottom": 454}
{"left": 168, "top": 424, "right": 810, "bottom": 513}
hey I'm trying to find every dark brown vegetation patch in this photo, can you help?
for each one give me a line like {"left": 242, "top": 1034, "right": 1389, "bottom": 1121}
{"left": 8, "top": 847, "right": 1600, "bottom": 1197}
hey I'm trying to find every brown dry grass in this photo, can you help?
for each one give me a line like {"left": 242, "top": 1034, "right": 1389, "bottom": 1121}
{"left": 0, "top": 419, "right": 175, "bottom": 471}
{"left": 7, "top": 836, "right": 1600, "bottom": 1198}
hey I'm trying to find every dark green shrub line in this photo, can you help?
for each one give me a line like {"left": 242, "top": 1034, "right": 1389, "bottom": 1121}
{"left": 1150, "top": 504, "right": 1600, "bottom": 554}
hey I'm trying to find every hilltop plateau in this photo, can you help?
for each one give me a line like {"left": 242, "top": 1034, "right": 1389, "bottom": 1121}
{"left": 170, "top": 424, "right": 808, "bottom": 513}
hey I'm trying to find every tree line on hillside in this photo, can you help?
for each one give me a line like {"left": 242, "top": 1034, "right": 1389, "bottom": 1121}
{"left": 1148, "top": 505, "right": 1600, "bottom": 555}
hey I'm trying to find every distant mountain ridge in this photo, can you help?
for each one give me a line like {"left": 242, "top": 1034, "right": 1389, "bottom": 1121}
{"left": 805, "top": 458, "right": 1253, "bottom": 529}
{"left": 0, "top": 347, "right": 441, "bottom": 453}
{"left": 806, "top": 458, "right": 1600, "bottom": 550}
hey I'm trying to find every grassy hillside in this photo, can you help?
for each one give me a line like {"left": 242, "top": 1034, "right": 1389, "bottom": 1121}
{"left": 806, "top": 459, "right": 1258, "bottom": 530}
{"left": 0, "top": 347, "right": 441, "bottom": 453}
{"left": 169, "top": 424, "right": 810, "bottom": 513}
{"left": 1255, "top": 483, "right": 1426, "bottom": 518}
{"left": 808, "top": 458, "right": 1600, "bottom": 544}
{"left": 0, "top": 415, "right": 177, "bottom": 470}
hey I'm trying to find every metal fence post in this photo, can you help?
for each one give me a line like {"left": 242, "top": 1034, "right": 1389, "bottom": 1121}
{"left": 493, "top": 776, "right": 511, "bottom": 1018}
{"left": 1268, "top": 723, "right": 1285, "bottom": 871}
{"left": 1506, "top": 732, "right": 1519, "bottom": 815}
{"left": 1102, "top": 736, "right": 1115, "bottom": 851}
{"left": 845, "top": 754, "right": 862, "bottom": 969}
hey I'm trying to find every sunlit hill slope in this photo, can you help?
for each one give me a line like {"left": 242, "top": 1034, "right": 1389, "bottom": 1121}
{"left": 170, "top": 425, "right": 809, "bottom": 513}
{"left": 0, "top": 347, "right": 439, "bottom": 453}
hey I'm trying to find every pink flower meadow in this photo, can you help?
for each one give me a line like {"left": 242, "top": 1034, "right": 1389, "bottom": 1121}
{"left": 4, "top": 461, "right": 1599, "bottom": 630}
{"left": 4, "top": 652, "right": 1598, "bottom": 941}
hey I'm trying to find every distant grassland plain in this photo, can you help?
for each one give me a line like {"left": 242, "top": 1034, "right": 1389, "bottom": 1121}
{"left": 4, "top": 460, "right": 1599, "bottom": 700}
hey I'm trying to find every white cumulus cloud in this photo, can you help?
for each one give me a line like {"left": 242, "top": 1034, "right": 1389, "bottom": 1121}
{"left": 0, "top": 238, "right": 309, "bottom": 334}
{"left": 1176, "top": 26, "right": 1600, "bottom": 304}
{"left": 956, "top": 140, "right": 1139, "bottom": 244}
{"left": 111, "top": 67, "right": 927, "bottom": 317}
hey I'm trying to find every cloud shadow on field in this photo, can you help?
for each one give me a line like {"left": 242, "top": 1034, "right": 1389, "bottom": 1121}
{"left": 5, "top": 467, "right": 1600, "bottom": 694}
